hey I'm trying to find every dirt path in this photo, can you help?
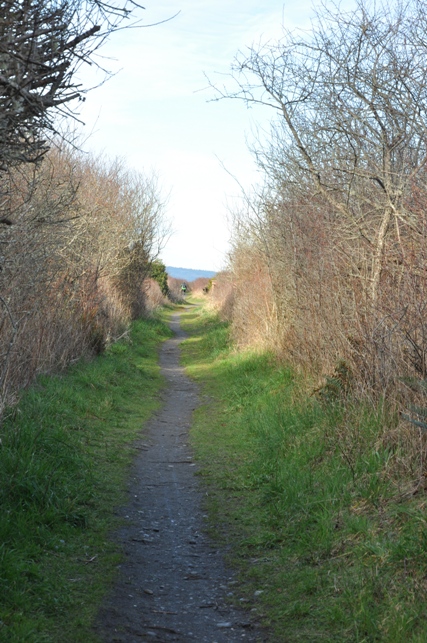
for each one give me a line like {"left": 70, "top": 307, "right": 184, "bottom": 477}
{"left": 96, "top": 312, "right": 266, "bottom": 643}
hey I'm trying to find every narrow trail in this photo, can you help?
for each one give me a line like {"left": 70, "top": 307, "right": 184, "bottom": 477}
{"left": 96, "top": 312, "right": 266, "bottom": 643}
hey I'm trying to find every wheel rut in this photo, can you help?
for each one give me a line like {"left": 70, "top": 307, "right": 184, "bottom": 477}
{"left": 96, "top": 312, "right": 266, "bottom": 642}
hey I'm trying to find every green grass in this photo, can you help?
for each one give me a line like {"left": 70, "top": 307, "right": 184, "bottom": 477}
{"left": 180, "top": 304, "right": 427, "bottom": 642}
{"left": 0, "top": 317, "right": 172, "bottom": 642}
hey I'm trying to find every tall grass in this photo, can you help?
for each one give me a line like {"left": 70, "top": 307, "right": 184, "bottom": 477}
{"left": 181, "top": 305, "right": 427, "bottom": 642}
{"left": 0, "top": 317, "right": 172, "bottom": 642}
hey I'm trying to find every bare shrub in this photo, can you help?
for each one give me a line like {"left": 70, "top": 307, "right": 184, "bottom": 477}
{"left": 228, "top": 180, "right": 427, "bottom": 396}
{"left": 219, "top": 0, "right": 427, "bottom": 400}
{"left": 226, "top": 243, "right": 278, "bottom": 350}
{"left": 167, "top": 277, "right": 188, "bottom": 303}
{"left": 144, "top": 278, "right": 168, "bottom": 313}
{"left": 207, "top": 271, "right": 234, "bottom": 322}
{"left": 0, "top": 0, "right": 145, "bottom": 170}
{"left": 0, "top": 148, "right": 84, "bottom": 402}
{"left": 0, "top": 2, "right": 168, "bottom": 413}
{"left": 190, "top": 277, "right": 211, "bottom": 297}
{"left": 0, "top": 145, "right": 168, "bottom": 411}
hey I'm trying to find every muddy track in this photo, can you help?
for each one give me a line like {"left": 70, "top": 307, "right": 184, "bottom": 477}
{"left": 95, "top": 312, "right": 267, "bottom": 643}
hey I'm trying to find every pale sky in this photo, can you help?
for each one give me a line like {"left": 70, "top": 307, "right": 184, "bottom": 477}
{"left": 76, "top": 1, "right": 328, "bottom": 271}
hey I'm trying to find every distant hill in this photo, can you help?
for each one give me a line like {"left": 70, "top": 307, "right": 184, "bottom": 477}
{"left": 166, "top": 266, "right": 216, "bottom": 282}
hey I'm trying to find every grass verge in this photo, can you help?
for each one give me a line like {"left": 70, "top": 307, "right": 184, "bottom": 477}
{"left": 0, "top": 317, "right": 172, "bottom": 642}
{"left": 180, "top": 303, "right": 427, "bottom": 643}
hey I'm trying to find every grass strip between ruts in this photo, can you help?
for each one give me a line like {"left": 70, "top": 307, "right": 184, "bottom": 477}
{"left": 0, "top": 317, "right": 172, "bottom": 643}
{"left": 180, "top": 302, "right": 427, "bottom": 643}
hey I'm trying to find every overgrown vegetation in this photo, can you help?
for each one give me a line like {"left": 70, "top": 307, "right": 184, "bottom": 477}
{"left": 0, "top": 1, "right": 169, "bottom": 412}
{"left": 167, "top": 275, "right": 190, "bottom": 302}
{"left": 211, "top": 0, "right": 427, "bottom": 419}
{"left": 0, "top": 146, "right": 169, "bottom": 411}
{"left": 0, "top": 316, "right": 172, "bottom": 642}
{"left": 202, "top": 5, "right": 427, "bottom": 632}
{"left": 181, "top": 305, "right": 427, "bottom": 642}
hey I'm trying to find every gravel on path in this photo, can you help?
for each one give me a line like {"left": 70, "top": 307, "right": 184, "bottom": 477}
{"left": 95, "top": 312, "right": 267, "bottom": 643}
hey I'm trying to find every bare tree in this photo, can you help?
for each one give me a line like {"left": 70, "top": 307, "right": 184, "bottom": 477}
{"left": 221, "top": 0, "right": 427, "bottom": 303}
{"left": 0, "top": 0, "right": 144, "bottom": 170}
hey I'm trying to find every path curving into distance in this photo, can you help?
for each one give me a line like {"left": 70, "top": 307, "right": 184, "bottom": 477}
{"left": 96, "top": 312, "right": 266, "bottom": 643}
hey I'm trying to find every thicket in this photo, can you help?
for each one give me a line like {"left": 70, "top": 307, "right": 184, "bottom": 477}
{"left": 191, "top": 276, "right": 212, "bottom": 296}
{"left": 0, "top": 147, "right": 168, "bottom": 411}
{"left": 0, "top": 0, "right": 169, "bottom": 411}
{"left": 167, "top": 276, "right": 190, "bottom": 302}
{"left": 213, "top": 0, "right": 427, "bottom": 426}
